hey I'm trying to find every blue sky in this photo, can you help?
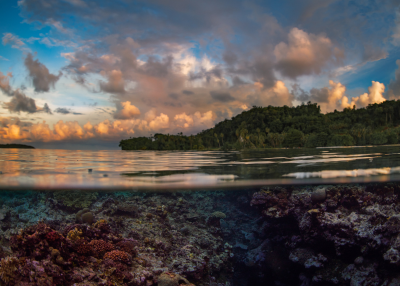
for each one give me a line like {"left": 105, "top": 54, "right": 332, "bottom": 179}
{"left": 1, "top": 0, "right": 400, "bottom": 149}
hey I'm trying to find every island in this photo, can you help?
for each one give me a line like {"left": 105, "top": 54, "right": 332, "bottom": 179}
{"left": 0, "top": 144, "right": 35, "bottom": 149}
{"left": 119, "top": 100, "right": 400, "bottom": 150}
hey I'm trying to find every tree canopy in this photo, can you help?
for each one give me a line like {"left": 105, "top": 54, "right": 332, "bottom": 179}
{"left": 119, "top": 101, "right": 400, "bottom": 150}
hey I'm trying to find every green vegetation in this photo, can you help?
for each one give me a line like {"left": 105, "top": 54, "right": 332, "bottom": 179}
{"left": 119, "top": 101, "right": 400, "bottom": 150}
{"left": 0, "top": 144, "right": 35, "bottom": 149}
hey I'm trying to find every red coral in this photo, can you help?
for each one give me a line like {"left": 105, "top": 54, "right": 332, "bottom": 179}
{"left": 88, "top": 240, "right": 114, "bottom": 257}
{"left": 46, "top": 231, "right": 62, "bottom": 242}
{"left": 104, "top": 250, "right": 131, "bottom": 264}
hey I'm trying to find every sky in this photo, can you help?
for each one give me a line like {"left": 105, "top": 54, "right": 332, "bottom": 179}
{"left": 1, "top": 0, "right": 400, "bottom": 149}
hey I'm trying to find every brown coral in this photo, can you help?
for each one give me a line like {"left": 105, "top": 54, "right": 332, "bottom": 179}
{"left": 103, "top": 250, "right": 131, "bottom": 264}
{"left": 116, "top": 240, "right": 138, "bottom": 256}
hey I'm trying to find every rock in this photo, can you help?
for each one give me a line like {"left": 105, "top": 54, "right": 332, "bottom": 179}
{"left": 311, "top": 188, "right": 326, "bottom": 202}
{"left": 354, "top": 256, "right": 364, "bottom": 265}
{"left": 384, "top": 247, "right": 400, "bottom": 263}
{"left": 180, "top": 226, "right": 190, "bottom": 235}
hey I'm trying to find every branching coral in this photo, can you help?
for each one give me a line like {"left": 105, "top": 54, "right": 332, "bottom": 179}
{"left": 89, "top": 239, "right": 114, "bottom": 257}
{"left": 75, "top": 240, "right": 93, "bottom": 256}
{"left": 67, "top": 228, "right": 83, "bottom": 241}
{"left": 104, "top": 250, "right": 131, "bottom": 264}
{"left": 0, "top": 256, "right": 19, "bottom": 284}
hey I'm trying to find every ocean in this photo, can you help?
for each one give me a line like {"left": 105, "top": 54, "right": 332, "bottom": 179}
{"left": 1, "top": 146, "right": 400, "bottom": 285}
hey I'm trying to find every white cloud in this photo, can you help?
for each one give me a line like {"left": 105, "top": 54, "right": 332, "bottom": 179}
{"left": 2, "top": 33, "right": 31, "bottom": 52}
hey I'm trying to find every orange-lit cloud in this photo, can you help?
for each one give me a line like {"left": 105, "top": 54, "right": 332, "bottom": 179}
{"left": 174, "top": 111, "right": 215, "bottom": 129}
{"left": 343, "top": 81, "right": 386, "bottom": 109}
{"left": 0, "top": 108, "right": 175, "bottom": 143}
{"left": 305, "top": 80, "right": 386, "bottom": 113}
{"left": 113, "top": 101, "right": 141, "bottom": 119}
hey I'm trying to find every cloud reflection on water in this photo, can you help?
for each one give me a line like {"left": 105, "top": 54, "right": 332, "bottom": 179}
{"left": 0, "top": 146, "right": 399, "bottom": 189}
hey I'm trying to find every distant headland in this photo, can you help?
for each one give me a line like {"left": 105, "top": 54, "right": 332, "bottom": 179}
{"left": 119, "top": 100, "right": 400, "bottom": 150}
{"left": 0, "top": 144, "right": 35, "bottom": 149}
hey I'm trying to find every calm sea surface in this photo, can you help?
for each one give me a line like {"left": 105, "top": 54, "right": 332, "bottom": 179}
{"left": 1, "top": 145, "right": 400, "bottom": 189}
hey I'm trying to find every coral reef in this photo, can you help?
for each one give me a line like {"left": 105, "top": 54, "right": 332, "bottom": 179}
{"left": 9, "top": 183, "right": 400, "bottom": 285}
{"left": 0, "top": 190, "right": 239, "bottom": 285}
{"left": 249, "top": 183, "right": 400, "bottom": 284}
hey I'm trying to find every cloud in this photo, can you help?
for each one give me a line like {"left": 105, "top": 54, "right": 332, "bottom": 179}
{"left": 113, "top": 101, "right": 141, "bottom": 119}
{"left": 41, "top": 103, "right": 52, "bottom": 114}
{"left": 362, "top": 45, "right": 387, "bottom": 62}
{"left": 24, "top": 53, "right": 62, "bottom": 92}
{"left": 244, "top": 80, "right": 295, "bottom": 108}
{"left": 2, "top": 89, "right": 52, "bottom": 114}
{"left": 298, "top": 80, "right": 347, "bottom": 113}
{"left": 0, "top": 56, "right": 9, "bottom": 61}
{"left": 174, "top": 111, "right": 215, "bottom": 129}
{"left": 40, "top": 37, "right": 77, "bottom": 47}
{"left": 298, "top": 80, "right": 386, "bottom": 112}
{"left": 274, "top": 28, "right": 343, "bottom": 78}
{"left": 344, "top": 81, "right": 386, "bottom": 109}
{"left": 54, "top": 107, "right": 83, "bottom": 115}
{"left": 388, "top": 60, "right": 400, "bottom": 100}
{"left": 99, "top": 70, "right": 126, "bottom": 94}
{"left": 0, "top": 75, "right": 52, "bottom": 114}
{"left": 0, "top": 72, "right": 14, "bottom": 96}
{"left": 182, "top": 90, "right": 194, "bottom": 95}
{"left": 148, "top": 113, "right": 170, "bottom": 130}
{"left": 393, "top": 8, "right": 400, "bottom": 46}
{"left": 210, "top": 91, "right": 235, "bottom": 102}
{"left": 2, "top": 33, "right": 31, "bottom": 52}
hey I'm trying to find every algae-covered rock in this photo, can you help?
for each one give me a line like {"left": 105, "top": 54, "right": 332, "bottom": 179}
{"left": 157, "top": 272, "right": 194, "bottom": 286}
{"left": 116, "top": 201, "right": 138, "bottom": 214}
{"left": 53, "top": 191, "right": 98, "bottom": 211}
{"left": 311, "top": 187, "right": 326, "bottom": 202}
{"left": 211, "top": 211, "right": 226, "bottom": 219}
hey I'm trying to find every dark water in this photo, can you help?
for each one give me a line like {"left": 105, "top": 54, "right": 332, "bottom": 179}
{"left": 1, "top": 146, "right": 400, "bottom": 285}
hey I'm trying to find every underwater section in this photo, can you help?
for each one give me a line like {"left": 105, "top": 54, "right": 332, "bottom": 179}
{"left": 1, "top": 183, "right": 400, "bottom": 285}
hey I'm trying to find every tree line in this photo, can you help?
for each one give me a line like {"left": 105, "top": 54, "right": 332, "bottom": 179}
{"left": 119, "top": 100, "right": 400, "bottom": 150}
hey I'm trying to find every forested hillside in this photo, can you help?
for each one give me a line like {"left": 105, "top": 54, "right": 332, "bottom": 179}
{"left": 119, "top": 101, "right": 400, "bottom": 150}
